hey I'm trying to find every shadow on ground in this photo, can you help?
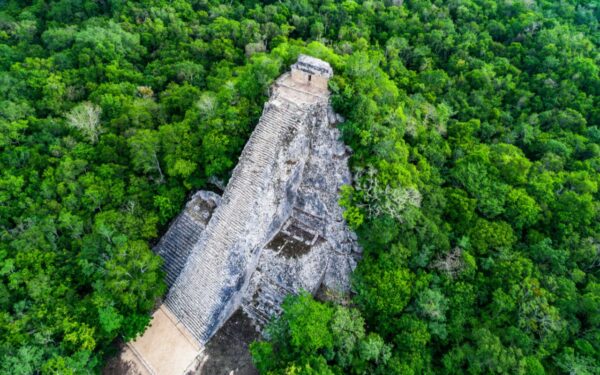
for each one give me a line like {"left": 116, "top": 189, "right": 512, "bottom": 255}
{"left": 194, "top": 309, "right": 259, "bottom": 375}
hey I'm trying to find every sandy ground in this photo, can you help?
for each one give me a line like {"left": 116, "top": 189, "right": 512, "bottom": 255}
{"left": 105, "top": 305, "right": 201, "bottom": 375}
{"left": 105, "top": 308, "right": 259, "bottom": 375}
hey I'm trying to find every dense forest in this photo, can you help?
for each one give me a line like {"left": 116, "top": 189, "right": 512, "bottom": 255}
{"left": 0, "top": 0, "right": 598, "bottom": 374}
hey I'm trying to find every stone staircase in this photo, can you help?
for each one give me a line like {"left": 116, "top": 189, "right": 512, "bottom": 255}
{"left": 242, "top": 273, "right": 294, "bottom": 327}
{"left": 281, "top": 208, "right": 325, "bottom": 245}
{"left": 116, "top": 58, "right": 364, "bottom": 375}
{"left": 153, "top": 192, "right": 219, "bottom": 288}
{"left": 165, "top": 95, "right": 312, "bottom": 343}
{"left": 154, "top": 214, "right": 205, "bottom": 287}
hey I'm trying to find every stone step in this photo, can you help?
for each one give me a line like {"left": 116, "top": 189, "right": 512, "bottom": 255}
{"left": 243, "top": 304, "right": 271, "bottom": 328}
{"left": 292, "top": 207, "right": 325, "bottom": 228}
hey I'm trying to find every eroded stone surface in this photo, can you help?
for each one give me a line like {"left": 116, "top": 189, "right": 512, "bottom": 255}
{"left": 117, "top": 57, "right": 360, "bottom": 375}
{"left": 165, "top": 86, "right": 315, "bottom": 344}
{"left": 161, "top": 56, "right": 361, "bottom": 348}
{"left": 240, "top": 91, "right": 361, "bottom": 329}
{"left": 160, "top": 57, "right": 359, "bottom": 345}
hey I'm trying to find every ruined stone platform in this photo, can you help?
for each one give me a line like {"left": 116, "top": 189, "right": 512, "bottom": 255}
{"left": 113, "top": 55, "right": 360, "bottom": 375}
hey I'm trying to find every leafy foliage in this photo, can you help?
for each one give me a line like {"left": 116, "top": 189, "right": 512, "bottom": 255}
{"left": 0, "top": 0, "right": 599, "bottom": 373}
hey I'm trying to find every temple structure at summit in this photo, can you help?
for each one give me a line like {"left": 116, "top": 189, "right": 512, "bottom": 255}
{"left": 118, "top": 55, "right": 360, "bottom": 374}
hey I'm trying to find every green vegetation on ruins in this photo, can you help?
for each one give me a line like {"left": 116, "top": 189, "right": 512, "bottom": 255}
{"left": 1, "top": 0, "right": 599, "bottom": 374}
